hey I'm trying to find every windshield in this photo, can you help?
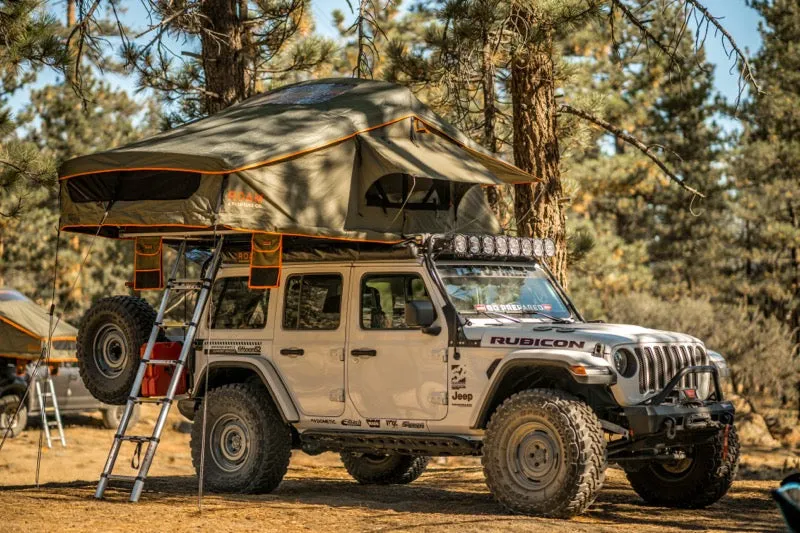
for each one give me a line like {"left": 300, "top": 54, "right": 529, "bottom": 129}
{"left": 436, "top": 263, "right": 573, "bottom": 321}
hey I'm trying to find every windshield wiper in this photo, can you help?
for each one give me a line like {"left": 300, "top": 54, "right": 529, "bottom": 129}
{"left": 526, "top": 310, "right": 573, "bottom": 324}
{"left": 461, "top": 311, "right": 515, "bottom": 325}
{"left": 481, "top": 310, "right": 522, "bottom": 323}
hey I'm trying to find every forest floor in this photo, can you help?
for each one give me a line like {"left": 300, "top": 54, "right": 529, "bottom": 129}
{"left": 0, "top": 406, "right": 791, "bottom": 532}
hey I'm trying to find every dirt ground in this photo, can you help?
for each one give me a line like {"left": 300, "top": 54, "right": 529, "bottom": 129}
{"left": 0, "top": 406, "right": 789, "bottom": 532}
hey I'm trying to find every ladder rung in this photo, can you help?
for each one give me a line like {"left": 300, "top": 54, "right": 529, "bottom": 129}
{"left": 168, "top": 279, "right": 208, "bottom": 290}
{"left": 130, "top": 397, "right": 171, "bottom": 404}
{"left": 47, "top": 421, "right": 59, "bottom": 426}
{"left": 105, "top": 474, "right": 141, "bottom": 483}
{"left": 116, "top": 435, "right": 158, "bottom": 444}
{"left": 141, "top": 359, "right": 181, "bottom": 367}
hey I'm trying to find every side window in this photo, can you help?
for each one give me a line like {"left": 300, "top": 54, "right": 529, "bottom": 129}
{"left": 282, "top": 274, "right": 343, "bottom": 330}
{"left": 361, "top": 274, "right": 431, "bottom": 330}
{"left": 210, "top": 277, "right": 270, "bottom": 329}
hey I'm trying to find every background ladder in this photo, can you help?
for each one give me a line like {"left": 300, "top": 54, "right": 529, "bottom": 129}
{"left": 34, "top": 372, "right": 66, "bottom": 448}
{"left": 95, "top": 237, "right": 224, "bottom": 502}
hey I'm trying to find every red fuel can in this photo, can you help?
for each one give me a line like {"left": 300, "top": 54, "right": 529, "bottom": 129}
{"left": 139, "top": 342, "right": 187, "bottom": 397}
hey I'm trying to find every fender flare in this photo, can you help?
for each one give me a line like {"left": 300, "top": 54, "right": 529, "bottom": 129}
{"left": 470, "top": 349, "right": 615, "bottom": 429}
{"left": 193, "top": 356, "right": 300, "bottom": 423}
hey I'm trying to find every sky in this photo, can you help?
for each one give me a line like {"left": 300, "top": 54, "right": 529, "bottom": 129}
{"left": 8, "top": 0, "right": 764, "bottom": 116}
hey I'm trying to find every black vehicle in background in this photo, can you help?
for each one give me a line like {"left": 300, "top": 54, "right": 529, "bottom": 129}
{"left": 0, "top": 358, "right": 140, "bottom": 437}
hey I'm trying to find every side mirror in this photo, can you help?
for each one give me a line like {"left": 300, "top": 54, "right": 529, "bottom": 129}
{"left": 405, "top": 300, "right": 437, "bottom": 331}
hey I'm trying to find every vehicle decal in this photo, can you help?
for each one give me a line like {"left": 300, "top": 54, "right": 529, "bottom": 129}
{"left": 475, "top": 303, "right": 552, "bottom": 312}
{"left": 366, "top": 418, "right": 380, "bottom": 428}
{"left": 401, "top": 421, "right": 424, "bottom": 429}
{"left": 451, "top": 391, "right": 474, "bottom": 407}
{"left": 450, "top": 364, "right": 466, "bottom": 389}
{"left": 341, "top": 419, "right": 362, "bottom": 427}
{"left": 489, "top": 337, "right": 585, "bottom": 349}
{"left": 309, "top": 418, "right": 337, "bottom": 425}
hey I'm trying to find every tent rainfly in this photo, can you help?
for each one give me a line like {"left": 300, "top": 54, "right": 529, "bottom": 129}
{"left": 0, "top": 289, "right": 77, "bottom": 362}
{"left": 58, "top": 78, "right": 537, "bottom": 242}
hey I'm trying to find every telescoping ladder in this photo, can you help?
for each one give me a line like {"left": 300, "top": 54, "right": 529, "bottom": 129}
{"left": 34, "top": 371, "right": 66, "bottom": 448}
{"left": 95, "top": 237, "right": 224, "bottom": 502}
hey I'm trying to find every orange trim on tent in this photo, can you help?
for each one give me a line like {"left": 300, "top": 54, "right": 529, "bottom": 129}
{"left": 59, "top": 222, "right": 407, "bottom": 245}
{"left": 58, "top": 115, "right": 537, "bottom": 183}
{"left": 0, "top": 315, "right": 76, "bottom": 342}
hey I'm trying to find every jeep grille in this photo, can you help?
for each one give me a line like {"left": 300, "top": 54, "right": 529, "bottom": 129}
{"left": 634, "top": 344, "right": 708, "bottom": 394}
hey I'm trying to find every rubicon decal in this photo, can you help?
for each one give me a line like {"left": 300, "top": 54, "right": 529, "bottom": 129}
{"left": 489, "top": 337, "right": 586, "bottom": 349}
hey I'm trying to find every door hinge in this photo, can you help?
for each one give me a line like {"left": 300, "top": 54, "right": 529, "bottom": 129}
{"left": 329, "top": 389, "right": 345, "bottom": 403}
{"left": 429, "top": 391, "right": 448, "bottom": 405}
{"left": 331, "top": 348, "right": 345, "bottom": 362}
{"left": 432, "top": 348, "right": 448, "bottom": 362}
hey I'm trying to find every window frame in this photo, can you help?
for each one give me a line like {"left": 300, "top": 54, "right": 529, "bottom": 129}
{"left": 358, "top": 272, "right": 434, "bottom": 331}
{"left": 208, "top": 275, "right": 271, "bottom": 331}
{"left": 281, "top": 272, "right": 345, "bottom": 331}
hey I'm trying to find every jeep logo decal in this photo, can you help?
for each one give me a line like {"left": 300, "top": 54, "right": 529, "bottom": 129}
{"left": 489, "top": 337, "right": 585, "bottom": 349}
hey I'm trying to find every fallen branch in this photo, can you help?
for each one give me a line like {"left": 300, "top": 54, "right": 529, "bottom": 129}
{"left": 559, "top": 103, "right": 705, "bottom": 198}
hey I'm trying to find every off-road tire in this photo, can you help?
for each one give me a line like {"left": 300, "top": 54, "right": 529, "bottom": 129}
{"left": 625, "top": 425, "right": 739, "bottom": 508}
{"left": 482, "top": 389, "right": 606, "bottom": 518}
{"left": 101, "top": 404, "right": 141, "bottom": 430}
{"left": 0, "top": 395, "right": 27, "bottom": 438}
{"left": 340, "top": 453, "right": 429, "bottom": 484}
{"left": 191, "top": 383, "right": 291, "bottom": 494}
{"left": 77, "top": 296, "right": 157, "bottom": 404}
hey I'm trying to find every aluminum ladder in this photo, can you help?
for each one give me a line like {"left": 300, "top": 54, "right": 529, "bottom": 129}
{"left": 34, "top": 371, "right": 66, "bottom": 448}
{"left": 95, "top": 237, "right": 224, "bottom": 502}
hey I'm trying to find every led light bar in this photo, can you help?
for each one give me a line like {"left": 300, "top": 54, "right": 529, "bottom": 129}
{"left": 452, "top": 234, "right": 468, "bottom": 255}
{"left": 544, "top": 238, "right": 556, "bottom": 257}
{"left": 521, "top": 238, "right": 533, "bottom": 257}
{"left": 468, "top": 235, "right": 481, "bottom": 254}
{"left": 481, "top": 235, "right": 495, "bottom": 255}
{"left": 495, "top": 235, "right": 509, "bottom": 256}
{"left": 533, "top": 238, "right": 544, "bottom": 257}
{"left": 508, "top": 237, "right": 521, "bottom": 256}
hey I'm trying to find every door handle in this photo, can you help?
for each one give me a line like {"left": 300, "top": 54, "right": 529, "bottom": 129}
{"left": 351, "top": 348, "right": 377, "bottom": 357}
{"left": 280, "top": 348, "right": 304, "bottom": 356}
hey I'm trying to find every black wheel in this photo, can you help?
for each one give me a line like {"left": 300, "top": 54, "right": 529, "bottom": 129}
{"left": 625, "top": 425, "right": 739, "bottom": 508}
{"left": 340, "top": 452, "right": 429, "bottom": 485}
{"left": 0, "top": 395, "right": 27, "bottom": 438}
{"left": 482, "top": 389, "right": 606, "bottom": 518}
{"left": 191, "top": 383, "right": 291, "bottom": 494}
{"left": 77, "top": 296, "right": 157, "bottom": 404}
{"left": 101, "top": 404, "right": 141, "bottom": 430}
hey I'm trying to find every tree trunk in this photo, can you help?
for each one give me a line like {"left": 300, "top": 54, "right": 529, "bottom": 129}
{"left": 481, "top": 35, "right": 506, "bottom": 225}
{"left": 199, "top": 0, "right": 247, "bottom": 114}
{"left": 510, "top": 30, "right": 568, "bottom": 286}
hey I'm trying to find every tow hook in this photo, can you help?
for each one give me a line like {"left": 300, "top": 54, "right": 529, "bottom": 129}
{"left": 664, "top": 418, "right": 677, "bottom": 440}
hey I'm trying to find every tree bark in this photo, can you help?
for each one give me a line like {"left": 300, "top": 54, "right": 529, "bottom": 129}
{"left": 200, "top": 0, "right": 247, "bottom": 115}
{"left": 510, "top": 23, "right": 568, "bottom": 286}
{"left": 481, "top": 34, "right": 506, "bottom": 224}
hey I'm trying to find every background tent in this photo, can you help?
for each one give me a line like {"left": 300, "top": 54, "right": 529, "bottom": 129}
{"left": 0, "top": 289, "right": 77, "bottom": 362}
{"left": 58, "top": 78, "right": 536, "bottom": 241}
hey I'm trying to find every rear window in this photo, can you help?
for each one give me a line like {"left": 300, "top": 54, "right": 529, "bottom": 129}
{"left": 209, "top": 277, "right": 270, "bottom": 329}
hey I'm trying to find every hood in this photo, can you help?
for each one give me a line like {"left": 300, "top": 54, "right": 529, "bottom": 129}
{"left": 468, "top": 321, "right": 702, "bottom": 350}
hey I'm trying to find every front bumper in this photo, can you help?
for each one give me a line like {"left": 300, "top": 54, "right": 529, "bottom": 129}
{"left": 614, "top": 365, "right": 735, "bottom": 455}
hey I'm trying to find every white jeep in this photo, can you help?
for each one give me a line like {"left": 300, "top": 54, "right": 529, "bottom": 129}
{"left": 76, "top": 234, "right": 738, "bottom": 517}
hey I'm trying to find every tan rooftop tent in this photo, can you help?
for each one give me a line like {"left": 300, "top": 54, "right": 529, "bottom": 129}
{"left": 59, "top": 78, "right": 535, "bottom": 242}
{"left": 0, "top": 289, "right": 77, "bottom": 362}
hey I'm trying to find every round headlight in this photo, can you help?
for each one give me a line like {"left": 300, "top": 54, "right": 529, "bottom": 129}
{"left": 495, "top": 235, "right": 508, "bottom": 255}
{"left": 482, "top": 235, "right": 495, "bottom": 255}
{"left": 613, "top": 348, "right": 637, "bottom": 378}
{"left": 452, "top": 234, "right": 468, "bottom": 255}
{"left": 544, "top": 238, "right": 556, "bottom": 257}
{"left": 532, "top": 238, "right": 544, "bottom": 257}
{"left": 520, "top": 238, "right": 533, "bottom": 257}
{"left": 508, "top": 237, "right": 521, "bottom": 256}
{"left": 468, "top": 235, "right": 481, "bottom": 254}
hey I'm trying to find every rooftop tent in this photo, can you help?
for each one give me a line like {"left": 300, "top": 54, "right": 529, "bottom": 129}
{"left": 0, "top": 289, "right": 78, "bottom": 362}
{"left": 58, "top": 78, "right": 536, "bottom": 242}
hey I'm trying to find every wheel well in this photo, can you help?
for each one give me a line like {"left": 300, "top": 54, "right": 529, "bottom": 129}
{"left": 474, "top": 364, "right": 614, "bottom": 429}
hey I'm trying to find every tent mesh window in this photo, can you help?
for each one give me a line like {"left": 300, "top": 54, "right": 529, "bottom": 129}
{"left": 365, "top": 174, "right": 451, "bottom": 211}
{"left": 66, "top": 170, "right": 202, "bottom": 203}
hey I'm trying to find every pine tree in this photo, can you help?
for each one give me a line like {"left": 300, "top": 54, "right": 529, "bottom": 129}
{"left": 732, "top": 0, "right": 800, "bottom": 343}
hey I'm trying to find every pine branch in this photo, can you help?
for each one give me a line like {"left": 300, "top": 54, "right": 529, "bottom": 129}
{"left": 559, "top": 104, "right": 705, "bottom": 198}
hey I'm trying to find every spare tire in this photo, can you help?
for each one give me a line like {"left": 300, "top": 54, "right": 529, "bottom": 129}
{"left": 77, "top": 296, "right": 157, "bottom": 405}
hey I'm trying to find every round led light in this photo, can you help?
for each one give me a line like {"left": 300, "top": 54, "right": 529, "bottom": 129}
{"left": 520, "top": 238, "right": 533, "bottom": 257}
{"left": 468, "top": 235, "right": 481, "bottom": 254}
{"left": 453, "top": 234, "right": 468, "bottom": 255}
{"left": 533, "top": 238, "right": 544, "bottom": 257}
{"left": 544, "top": 238, "right": 556, "bottom": 257}
{"left": 481, "top": 235, "right": 495, "bottom": 255}
{"left": 508, "top": 237, "right": 521, "bottom": 256}
{"left": 495, "top": 235, "right": 508, "bottom": 256}
{"left": 613, "top": 348, "right": 637, "bottom": 378}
